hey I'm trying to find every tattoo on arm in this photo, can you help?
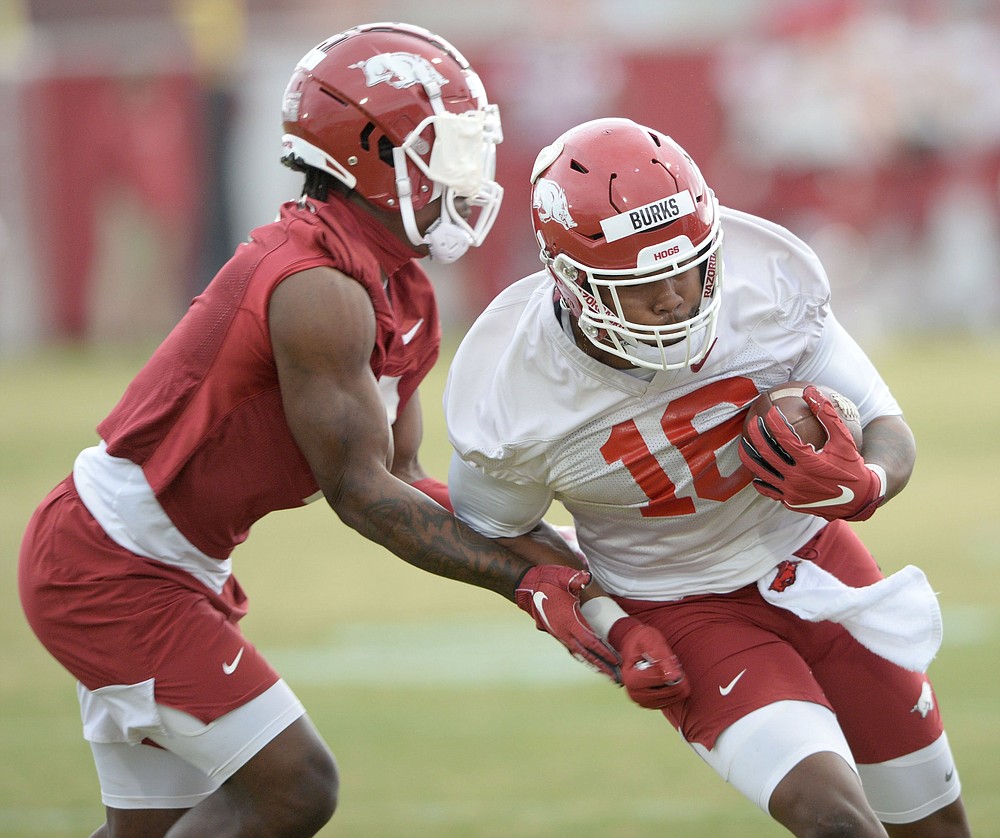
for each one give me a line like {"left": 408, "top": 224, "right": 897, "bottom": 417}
{"left": 339, "top": 491, "right": 528, "bottom": 600}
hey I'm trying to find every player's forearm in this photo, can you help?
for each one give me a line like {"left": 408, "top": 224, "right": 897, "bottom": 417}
{"left": 858, "top": 415, "right": 916, "bottom": 502}
{"left": 496, "top": 522, "right": 586, "bottom": 571}
{"left": 330, "top": 477, "right": 530, "bottom": 600}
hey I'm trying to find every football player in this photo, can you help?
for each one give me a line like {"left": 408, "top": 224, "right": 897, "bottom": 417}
{"left": 445, "top": 117, "right": 970, "bottom": 837}
{"left": 18, "top": 24, "right": 620, "bottom": 837}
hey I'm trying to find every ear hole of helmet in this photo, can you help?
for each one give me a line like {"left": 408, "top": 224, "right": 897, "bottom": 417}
{"left": 377, "top": 135, "right": 395, "bottom": 167}
{"left": 359, "top": 123, "right": 375, "bottom": 151}
{"left": 355, "top": 123, "right": 396, "bottom": 170}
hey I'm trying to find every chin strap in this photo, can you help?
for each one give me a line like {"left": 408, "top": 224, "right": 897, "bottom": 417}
{"left": 394, "top": 159, "right": 473, "bottom": 264}
{"left": 423, "top": 215, "right": 474, "bottom": 263}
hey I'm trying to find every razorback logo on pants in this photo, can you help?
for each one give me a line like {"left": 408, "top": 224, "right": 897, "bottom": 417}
{"left": 769, "top": 559, "right": 800, "bottom": 592}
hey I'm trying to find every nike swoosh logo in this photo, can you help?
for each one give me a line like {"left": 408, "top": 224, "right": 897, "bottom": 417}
{"left": 945, "top": 767, "right": 955, "bottom": 782}
{"left": 533, "top": 591, "right": 556, "bottom": 634}
{"left": 690, "top": 338, "right": 718, "bottom": 373}
{"left": 787, "top": 485, "right": 855, "bottom": 509}
{"left": 401, "top": 319, "right": 424, "bottom": 345}
{"left": 719, "top": 668, "right": 747, "bottom": 696}
{"left": 222, "top": 647, "right": 245, "bottom": 675}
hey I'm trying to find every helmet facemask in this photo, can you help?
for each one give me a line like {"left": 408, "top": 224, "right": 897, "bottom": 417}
{"left": 550, "top": 233, "right": 724, "bottom": 371}
{"left": 393, "top": 103, "right": 504, "bottom": 263}
{"left": 280, "top": 22, "right": 504, "bottom": 263}
{"left": 532, "top": 118, "right": 723, "bottom": 371}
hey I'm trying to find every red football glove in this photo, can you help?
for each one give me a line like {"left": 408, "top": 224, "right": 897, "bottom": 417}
{"left": 739, "top": 385, "right": 885, "bottom": 522}
{"left": 607, "top": 617, "right": 689, "bottom": 710}
{"left": 515, "top": 565, "right": 620, "bottom": 680}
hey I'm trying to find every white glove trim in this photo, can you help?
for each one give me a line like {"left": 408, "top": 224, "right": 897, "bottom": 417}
{"left": 865, "top": 463, "right": 888, "bottom": 499}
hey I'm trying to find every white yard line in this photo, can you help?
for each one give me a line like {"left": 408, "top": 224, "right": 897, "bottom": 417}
{"left": 261, "top": 604, "right": 996, "bottom": 687}
{"left": 263, "top": 616, "right": 601, "bottom": 687}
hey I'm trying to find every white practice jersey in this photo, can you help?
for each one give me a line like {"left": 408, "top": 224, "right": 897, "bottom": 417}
{"left": 445, "top": 208, "right": 901, "bottom": 600}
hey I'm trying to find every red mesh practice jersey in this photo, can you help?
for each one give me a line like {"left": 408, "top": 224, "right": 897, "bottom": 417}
{"left": 97, "top": 195, "right": 440, "bottom": 559}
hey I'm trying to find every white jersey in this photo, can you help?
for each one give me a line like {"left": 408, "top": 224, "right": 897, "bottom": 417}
{"left": 445, "top": 208, "right": 900, "bottom": 600}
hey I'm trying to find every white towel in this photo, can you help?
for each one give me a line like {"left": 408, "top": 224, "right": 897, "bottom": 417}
{"left": 757, "top": 559, "right": 943, "bottom": 672}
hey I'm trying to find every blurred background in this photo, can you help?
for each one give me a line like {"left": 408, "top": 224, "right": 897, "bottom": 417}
{"left": 2, "top": 0, "right": 999, "bottom": 353}
{"left": 2, "top": 1, "right": 999, "bottom": 836}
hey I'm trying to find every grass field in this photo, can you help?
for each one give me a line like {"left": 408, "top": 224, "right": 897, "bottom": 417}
{"left": 2, "top": 334, "right": 998, "bottom": 837}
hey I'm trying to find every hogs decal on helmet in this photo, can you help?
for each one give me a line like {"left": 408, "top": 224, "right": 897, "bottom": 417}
{"left": 348, "top": 52, "right": 448, "bottom": 90}
{"left": 281, "top": 22, "right": 504, "bottom": 263}
{"left": 530, "top": 117, "right": 723, "bottom": 370}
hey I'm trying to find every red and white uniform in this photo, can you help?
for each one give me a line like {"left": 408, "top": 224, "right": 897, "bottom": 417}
{"left": 446, "top": 208, "right": 898, "bottom": 599}
{"left": 445, "top": 208, "right": 958, "bottom": 819}
{"left": 20, "top": 194, "right": 440, "bottom": 721}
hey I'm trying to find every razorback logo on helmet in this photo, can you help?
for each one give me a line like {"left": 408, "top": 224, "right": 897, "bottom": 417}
{"left": 768, "top": 559, "right": 800, "bottom": 592}
{"left": 349, "top": 52, "right": 449, "bottom": 90}
{"left": 533, "top": 178, "right": 577, "bottom": 230}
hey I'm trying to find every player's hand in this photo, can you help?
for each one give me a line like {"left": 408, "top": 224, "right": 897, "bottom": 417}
{"left": 514, "top": 565, "right": 620, "bottom": 679}
{"left": 607, "top": 617, "right": 689, "bottom": 710}
{"left": 739, "top": 385, "right": 885, "bottom": 521}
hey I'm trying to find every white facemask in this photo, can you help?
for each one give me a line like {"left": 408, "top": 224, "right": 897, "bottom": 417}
{"left": 394, "top": 106, "right": 504, "bottom": 262}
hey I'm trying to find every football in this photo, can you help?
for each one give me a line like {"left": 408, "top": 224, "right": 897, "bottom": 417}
{"left": 744, "top": 381, "right": 863, "bottom": 451}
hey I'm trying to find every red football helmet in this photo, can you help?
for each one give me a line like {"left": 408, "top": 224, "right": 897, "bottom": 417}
{"left": 281, "top": 22, "right": 503, "bottom": 263}
{"left": 530, "top": 118, "right": 723, "bottom": 370}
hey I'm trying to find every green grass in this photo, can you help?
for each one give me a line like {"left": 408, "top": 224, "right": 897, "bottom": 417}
{"left": 2, "top": 334, "right": 999, "bottom": 837}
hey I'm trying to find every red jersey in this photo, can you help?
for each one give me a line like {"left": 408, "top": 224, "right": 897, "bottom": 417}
{"left": 96, "top": 195, "right": 440, "bottom": 559}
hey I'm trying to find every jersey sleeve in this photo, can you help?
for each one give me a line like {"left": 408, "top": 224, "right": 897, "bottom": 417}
{"left": 724, "top": 207, "right": 832, "bottom": 369}
{"left": 448, "top": 453, "right": 553, "bottom": 538}
{"left": 791, "top": 311, "right": 902, "bottom": 423}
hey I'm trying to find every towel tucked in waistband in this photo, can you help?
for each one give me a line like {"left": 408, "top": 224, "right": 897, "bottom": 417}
{"left": 758, "top": 559, "right": 942, "bottom": 672}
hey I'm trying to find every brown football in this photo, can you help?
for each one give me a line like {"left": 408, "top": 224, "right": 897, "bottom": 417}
{"left": 744, "top": 382, "right": 863, "bottom": 451}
